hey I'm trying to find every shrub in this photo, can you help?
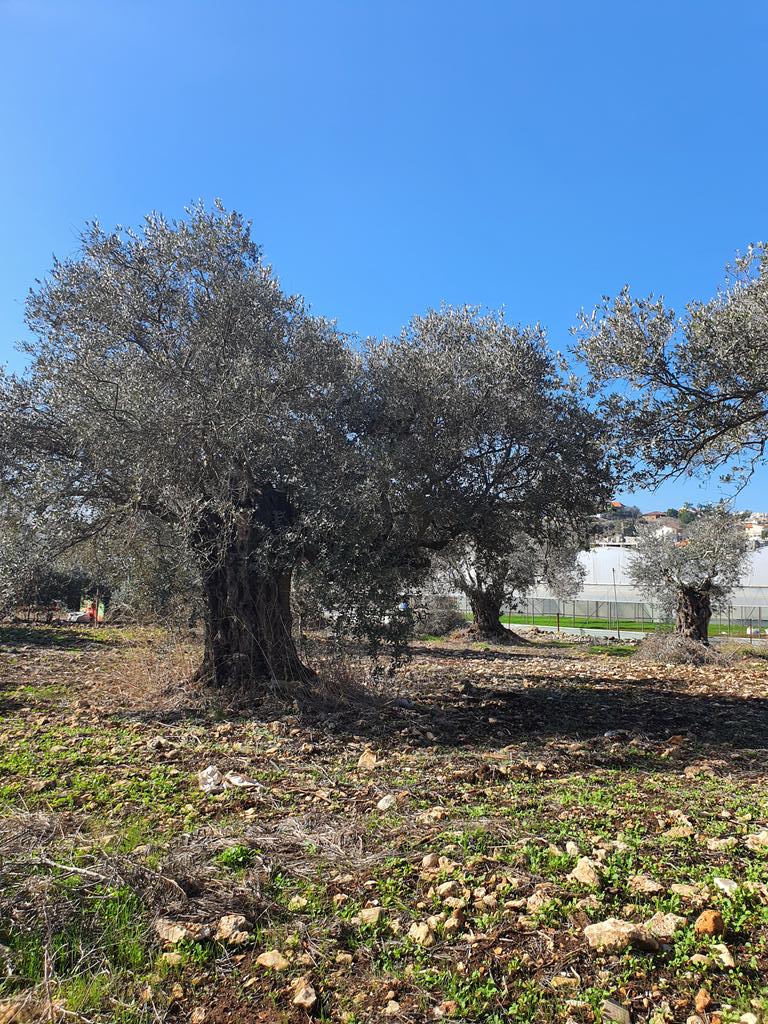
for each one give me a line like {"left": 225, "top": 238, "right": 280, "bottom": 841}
{"left": 633, "top": 631, "right": 728, "bottom": 666}
{"left": 419, "top": 607, "right": 468, "bottom": 636}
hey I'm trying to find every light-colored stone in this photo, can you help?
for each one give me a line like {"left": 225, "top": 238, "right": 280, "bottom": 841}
{"left": 408, "top": 921, "right": 436, "bottom": 947}
{"left": 550, "top": 975, "right": 580, "bottom": 991}
{"left": 670, "top": 883, "right": 705, "bottom": 901}
{"left": 383, "top": 1000, "right": 400, "bottom": 1015}
{"left": 663, "top": 824, "right": 694, "bottom": 839}
{"left": 713, "top": 877, "right": 739, "bottom": 897}
{"left": 745, "top": 830, "right": 768, "bottom": 852}
{"left": 214, "top": 914, "right": 251, "bottom": 944}
{"left": 421, "top": 853, "right": 439, "bottom": 869}
{"left": 706, "top": 836, "right": 737, "bottom": 852}
{"left": 436, "top": 880, "right": 460, "bottom": 898}
{"left": 190, "top": 1010, "right": 208, "bottom": 1024}
{"left": 197, "top": 765, "right": 225, "bottom": 793}
{"left": 222, "top": 770, "right": 261, "bottom": 790}
{"left": 584, "top": 918, "right": 659, "bottom": 953}
{"left": 713, "top": 942, "right": 735, "bottom": 968}
{"left": 358, "top": 906, "right": 383, "bottom": 926}
{"left": 644, "top": 911, "right": 687, "bottom": 941}
{"left": 357, "top": 749, "right": 377, "bottom": 771}
{"left": 376, "top": 794, "right": 397, "bottom": 812}
{"left": 155, "top": 918, "right": 212, "bottom": 946}
{"left": 568, "top": 857, "right": 602, "bottom": 888}
{"left": 628, "top": 874, "right": 663, "bottom": 895}
{"left": 255, "top": 949, "right": 290, "bottom": 970}
{"left": 526, "top": 889, "right": 553, "bottom": 914}
{"left": 443, "top": 911, "right": 463, "bottom": 936}
{"left": 292, "top": 977, "right": 317, "bottom": 1010}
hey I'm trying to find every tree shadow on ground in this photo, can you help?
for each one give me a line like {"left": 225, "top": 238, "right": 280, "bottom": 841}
{"left": 85, "top": 631, "right": 768, "bottom": 763}
{"left": 348, "top": 682, "right": 768, "bottom": 756}
{"left": 0, "top": 624, "right": 110, "bottom": 651}
{"left": 0, "top": 677, "right": 24, "bottom": 715}
{"left": 407, "top": 642, "right": 618, "bottom": 664}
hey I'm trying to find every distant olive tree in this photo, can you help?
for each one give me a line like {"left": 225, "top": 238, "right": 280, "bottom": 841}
{"left": 437, "top": 532, "right": 586, "bottom": 638}
{"left": 360, "top": 307, "right": 611, "bottom": 640}
{"left": 0, "top": 518, "right": 109, "bottom": 618}
{"left": 575, "top": 243, "right": 768, "bottom": 487}
{"left": 628, "top": 507, "right": 748, "bottom": 643}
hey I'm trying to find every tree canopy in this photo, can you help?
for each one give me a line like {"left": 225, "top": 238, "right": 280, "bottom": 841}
{"left": 574, "top": 243, "right": 768, "bottom": 486}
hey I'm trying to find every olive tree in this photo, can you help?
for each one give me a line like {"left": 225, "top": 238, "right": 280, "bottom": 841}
{"left": 438, "top": 532, "right": 586, "bottom": 638}
{"left": 1, "top": 204, "right": 363, "bottom": 688}
{"left": 362, "top": 306, "right": 611, "bottom": 571}
{"left": 628, "top": 507, "right": 748, "bottom": 643}
{"left": 360, "top": 305, "right": 609, "bottom": 639}
{"left": 0, "top": 514, "right": 110, "bottom": 619}
{"left": 574, "top": 243, "right": 768, "bottom": 486}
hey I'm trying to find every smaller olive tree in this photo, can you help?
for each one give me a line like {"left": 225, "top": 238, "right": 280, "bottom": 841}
{"left": 628, "top": 507, "right": 748, "bottom": 643}
{"left": 437, "top": 533, "right": 586, "bottom": 638}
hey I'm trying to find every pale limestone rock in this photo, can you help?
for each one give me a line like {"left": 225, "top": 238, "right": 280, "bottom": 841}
{"left": 255, "top": 949, "right": 290, "bottom": 970}
{"left": 628, "top": 874, "right": 663, "bottom": 895}
{"left": 291, "top": 977, "right": 317, "bottom": 1010}
{"left": 214, "top": 914, "right": 251, "bottom": 944}
{"left": 568, "top": 857, "right": 602, "bottom": 888}
{"left": 408, "top": 921, "right": 435, "bottom": 947}
{"left": 644, "top": 912, "right": 687, "bottom": 941}
{"left": 584, "top": 918, "right": 659, "bottom": 953}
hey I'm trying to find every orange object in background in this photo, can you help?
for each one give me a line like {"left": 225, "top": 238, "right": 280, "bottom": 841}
{"left": 79, "top": 596, "right": 105, "bottom": 624}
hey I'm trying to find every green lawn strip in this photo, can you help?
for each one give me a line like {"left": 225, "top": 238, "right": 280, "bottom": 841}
{"left": 500, "top": 613, "right": 757, "bottom": 636}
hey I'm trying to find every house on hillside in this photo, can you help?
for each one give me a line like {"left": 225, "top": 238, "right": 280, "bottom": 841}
{"left": 639, "top": 513, "right": 682, "bottom": 540}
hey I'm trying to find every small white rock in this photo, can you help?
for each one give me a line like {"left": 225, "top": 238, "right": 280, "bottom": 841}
{"left": 713, "top": 877, "right": 739, "bottom": 897}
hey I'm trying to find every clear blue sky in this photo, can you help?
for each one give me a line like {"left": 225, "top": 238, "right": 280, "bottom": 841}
{"left": 2, "top": 0, "right": 767, "bottom": 510}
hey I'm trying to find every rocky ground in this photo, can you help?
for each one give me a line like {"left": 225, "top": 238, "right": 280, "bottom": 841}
{"left": 0, "top": 625, "right": 767, "bottom": 1024}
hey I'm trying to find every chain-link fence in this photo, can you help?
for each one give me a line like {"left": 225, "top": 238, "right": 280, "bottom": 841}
{"left": 423, "top": 592, "right": 768, "bottom": 637}
{"left": 508, "top": 597, "right": 768, "bottom": 636}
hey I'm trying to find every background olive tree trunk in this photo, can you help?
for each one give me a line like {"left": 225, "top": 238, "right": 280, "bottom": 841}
{"left": 675, "top": 586, "right": 712, "bottom": 644}
{"left": 468, "top": 591, "right": 510, "bottom": 639}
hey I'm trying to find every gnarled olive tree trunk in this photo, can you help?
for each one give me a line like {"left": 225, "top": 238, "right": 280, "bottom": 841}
{"left": 468, "top": 590, "right": 513, "bottom": 639}
{"left": 675, "top": 586, "right": 712, "bottom": 644}
{"left": 195, "top": 522, "right": 313, "bottom": 693}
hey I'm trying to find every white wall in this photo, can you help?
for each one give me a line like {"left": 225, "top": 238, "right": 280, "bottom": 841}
{"left": 531, "top": 545, "right": 768, "bottom": 606}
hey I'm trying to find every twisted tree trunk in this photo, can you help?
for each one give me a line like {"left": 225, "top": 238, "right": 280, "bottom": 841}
{"left": 195, "top": 523, "right": 313, "bottom": 693}
{"left": 675, "top": 586, "right": 711, "bottom": 644}
{"left": 468, "top": 590, "right": 510, "bottom": 639}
